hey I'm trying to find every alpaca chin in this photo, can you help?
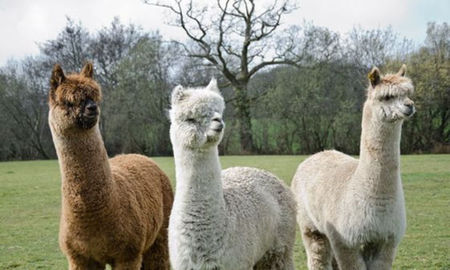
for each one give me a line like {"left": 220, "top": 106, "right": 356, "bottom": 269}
{"left": 77, "top": 115, "right": 98, "bottom": 129}
{"left": 206, "top": 131, "right": 223, "bottom": 144}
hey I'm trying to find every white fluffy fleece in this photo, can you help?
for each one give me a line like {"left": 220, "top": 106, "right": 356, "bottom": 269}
{"left": 291, "top": 66, "right": 415, "bottom": 270}
{"left": 168, "top": 79, "right": 297, "bottom": 270}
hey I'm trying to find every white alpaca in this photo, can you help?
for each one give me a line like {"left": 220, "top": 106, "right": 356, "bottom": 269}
{"left": 168, "top": 79, "right": 297, "bottom": 270}
{"left": 291, "top": 65, "right": 415, "bottom": 270}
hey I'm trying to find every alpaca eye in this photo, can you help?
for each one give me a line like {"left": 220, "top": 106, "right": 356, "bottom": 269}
{"left": 383, "top": 95, "right": 393, "bottom": 101}
{"left": 186, "top": 118, "right": 196, "bottom": 123}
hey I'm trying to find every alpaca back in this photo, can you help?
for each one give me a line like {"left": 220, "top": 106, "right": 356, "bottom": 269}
{"left": 292, "top": 150, "right": 358, "bottom": 231}
{"left": 221, "top": 167, "right": 297, "bottom": 265}
{"left": 110, "top": 154, "right": 173, "bottom": 247}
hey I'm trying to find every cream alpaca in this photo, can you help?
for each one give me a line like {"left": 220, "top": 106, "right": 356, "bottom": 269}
{"left": 291, "top": 65, "right": 414, "bottom": 270}
{"left": 168, "top": 79, "right": 297, "bottom": 270}
{"left": 48, "top": 63, "right": 173, "bottom": 269}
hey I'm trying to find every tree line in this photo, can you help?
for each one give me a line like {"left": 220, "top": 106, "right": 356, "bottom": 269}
{"left": 0, "top": 15, "right": 448, "bottom": 160}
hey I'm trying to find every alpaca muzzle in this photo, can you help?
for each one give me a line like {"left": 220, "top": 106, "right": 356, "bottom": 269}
{"left": 213, "top": 123, "right": 224, "bottom": 132}
{"left": 77, "top": 99, "right": 99, "bottom": 129}
{"left": 211, "top": 117, "right": 224, "bottom": 132}
{"left": 84, "top": 99, "right": 98, "bottom": 117}
{"left": 404, "top": 104, "right": 415, "bottom": 117}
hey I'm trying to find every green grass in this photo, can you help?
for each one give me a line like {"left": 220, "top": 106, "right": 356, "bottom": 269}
{"left": 0, "top": 155, "right": 449, "bottom": 269}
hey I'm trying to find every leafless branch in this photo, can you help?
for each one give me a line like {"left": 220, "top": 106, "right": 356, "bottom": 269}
{"left": 144, "top": 0, "right": 301, "bottom": 84}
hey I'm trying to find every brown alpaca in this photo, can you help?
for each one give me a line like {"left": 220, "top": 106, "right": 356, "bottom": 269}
{"left": 48, "top": 62, "right": 173, "bottom": 270}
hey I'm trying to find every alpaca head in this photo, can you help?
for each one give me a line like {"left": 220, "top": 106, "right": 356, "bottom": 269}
{"left": 365, "top": 64, "right": 415, "bottom": 123}
{"left": 48, "top": 62, "right": 102, "bottom": 134}
{"left": 169, "top": 78, "right": 225, "bottom": 150}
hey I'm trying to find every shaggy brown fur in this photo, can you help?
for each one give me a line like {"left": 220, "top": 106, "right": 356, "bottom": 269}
{"left": 48, "top": 62, "right": 173, "bottom": 270}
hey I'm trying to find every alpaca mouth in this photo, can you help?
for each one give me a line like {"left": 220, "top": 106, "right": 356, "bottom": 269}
{"left": 208, "top": 128, "right": 223, "bottom": 137}
{"left": 84, "top": 113, "right": 98, "bottom": 119}
{"left": 212, "top": 123, "right": 224, "bottom": 133}
{"left": 77, "top": 114, "right": 98, "bottom": 129}
{"left": 404, "top": 108, "right": 415, "bottom": 118}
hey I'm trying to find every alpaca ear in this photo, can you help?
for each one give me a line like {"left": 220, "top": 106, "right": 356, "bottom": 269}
{"left": 206, "top": 78, "right": 221, "bottom": 94}
{"left": 81, "top": 62, "right": 94, "bottom": 78}
{"left": 50, "top": 64, "right": 66, "bottom": 90}
{"left": 171, "top": 85, "right": 188, "bottom": 104}
{"left": 368, "top": 67, "right": 381, "bottom": 87}
{"left": 397, "top": 64, "right": 407, "bottom": 77}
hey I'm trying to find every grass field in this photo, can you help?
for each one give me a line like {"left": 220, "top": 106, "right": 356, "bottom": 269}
{"left": 0, "top": 155, "right": 449, "bottom": 269}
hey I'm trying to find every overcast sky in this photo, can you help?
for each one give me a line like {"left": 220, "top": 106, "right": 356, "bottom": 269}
{"left": 0, "top": 0, "right": 448, "bottom": 66}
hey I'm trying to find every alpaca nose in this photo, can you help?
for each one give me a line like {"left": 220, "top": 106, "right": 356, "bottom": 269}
{"left": 214, "top": 123, "right": 224, "bottom": 132}
{"left": 404, "top": 98, "right": 414, "bottom": 108}
{"left": 85, "top": 99, "right": 98, "bottom": 114}
{"left": 405, "top": 102, "right": 415, "bottom": 116}
{"left": 212, "top": 117, "right": 224, "bottom": 132}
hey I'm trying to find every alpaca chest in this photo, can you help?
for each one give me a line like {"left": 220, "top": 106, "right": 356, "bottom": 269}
{"left": 61, "top": 215, "right": 143, "bottom": 263}
{"left": 169, "top": 206, "right": 228, "bottom": 267}
{"left": 338, "top": 196, "right": 406, "bottom": 246}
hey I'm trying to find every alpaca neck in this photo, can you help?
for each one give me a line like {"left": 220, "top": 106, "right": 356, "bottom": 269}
{"left": 52, "top": 125, "right": 113, "bottom": 215}
{"left": 354, "top": 105, "right": 402, "bottom": 195}
{"left": 173, "top": 146, "right": 226, "bottom": 225}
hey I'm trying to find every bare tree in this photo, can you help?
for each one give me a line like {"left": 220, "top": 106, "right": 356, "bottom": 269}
{"left": 40, "top": 17, "right": 91, "bottom": 72}
{"left": 0, "top": 59, "right": 53, "bottom": 159}
{"left": 345, "top": 26, "right": 414, "bottom": 69}
{"left": 145, "top": 0, "right": 303, "bottom": 152}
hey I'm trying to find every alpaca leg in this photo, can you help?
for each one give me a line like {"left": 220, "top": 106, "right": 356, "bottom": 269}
{"left": 280, "top": 248, "right": 295, "bottom": 270}
{"left": 331, "top": 256, "right": 339, "bottom": 270}
{"left": 67, "top": 255, "right": 103, "bottom": 270}
{"left": 301, "top": 227, "right": 333, "bottom": 270}
{"left": 275, "top": 249, "right": 295, "bottom": 270}
{"left": 142, "top": 231, "right": 170, "bottom": 270}
{"left": 329, "top": 241, "right": 366, "bottom": 270}
{"left": 254, "top": 247, "right": 295, "bottom": 270}
{"left": 366, "top": 243, "right": 397, "bottom": 270}
{"left": 114, "top": 256, "right": 143, "bottom": 270}
{"left": 253, "top": 253, "right": 270, "bottom": 270}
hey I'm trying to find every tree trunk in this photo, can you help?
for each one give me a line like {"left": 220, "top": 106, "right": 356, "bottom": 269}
{"left": 233, "top": 84, "right": 254, "bottom": 153}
